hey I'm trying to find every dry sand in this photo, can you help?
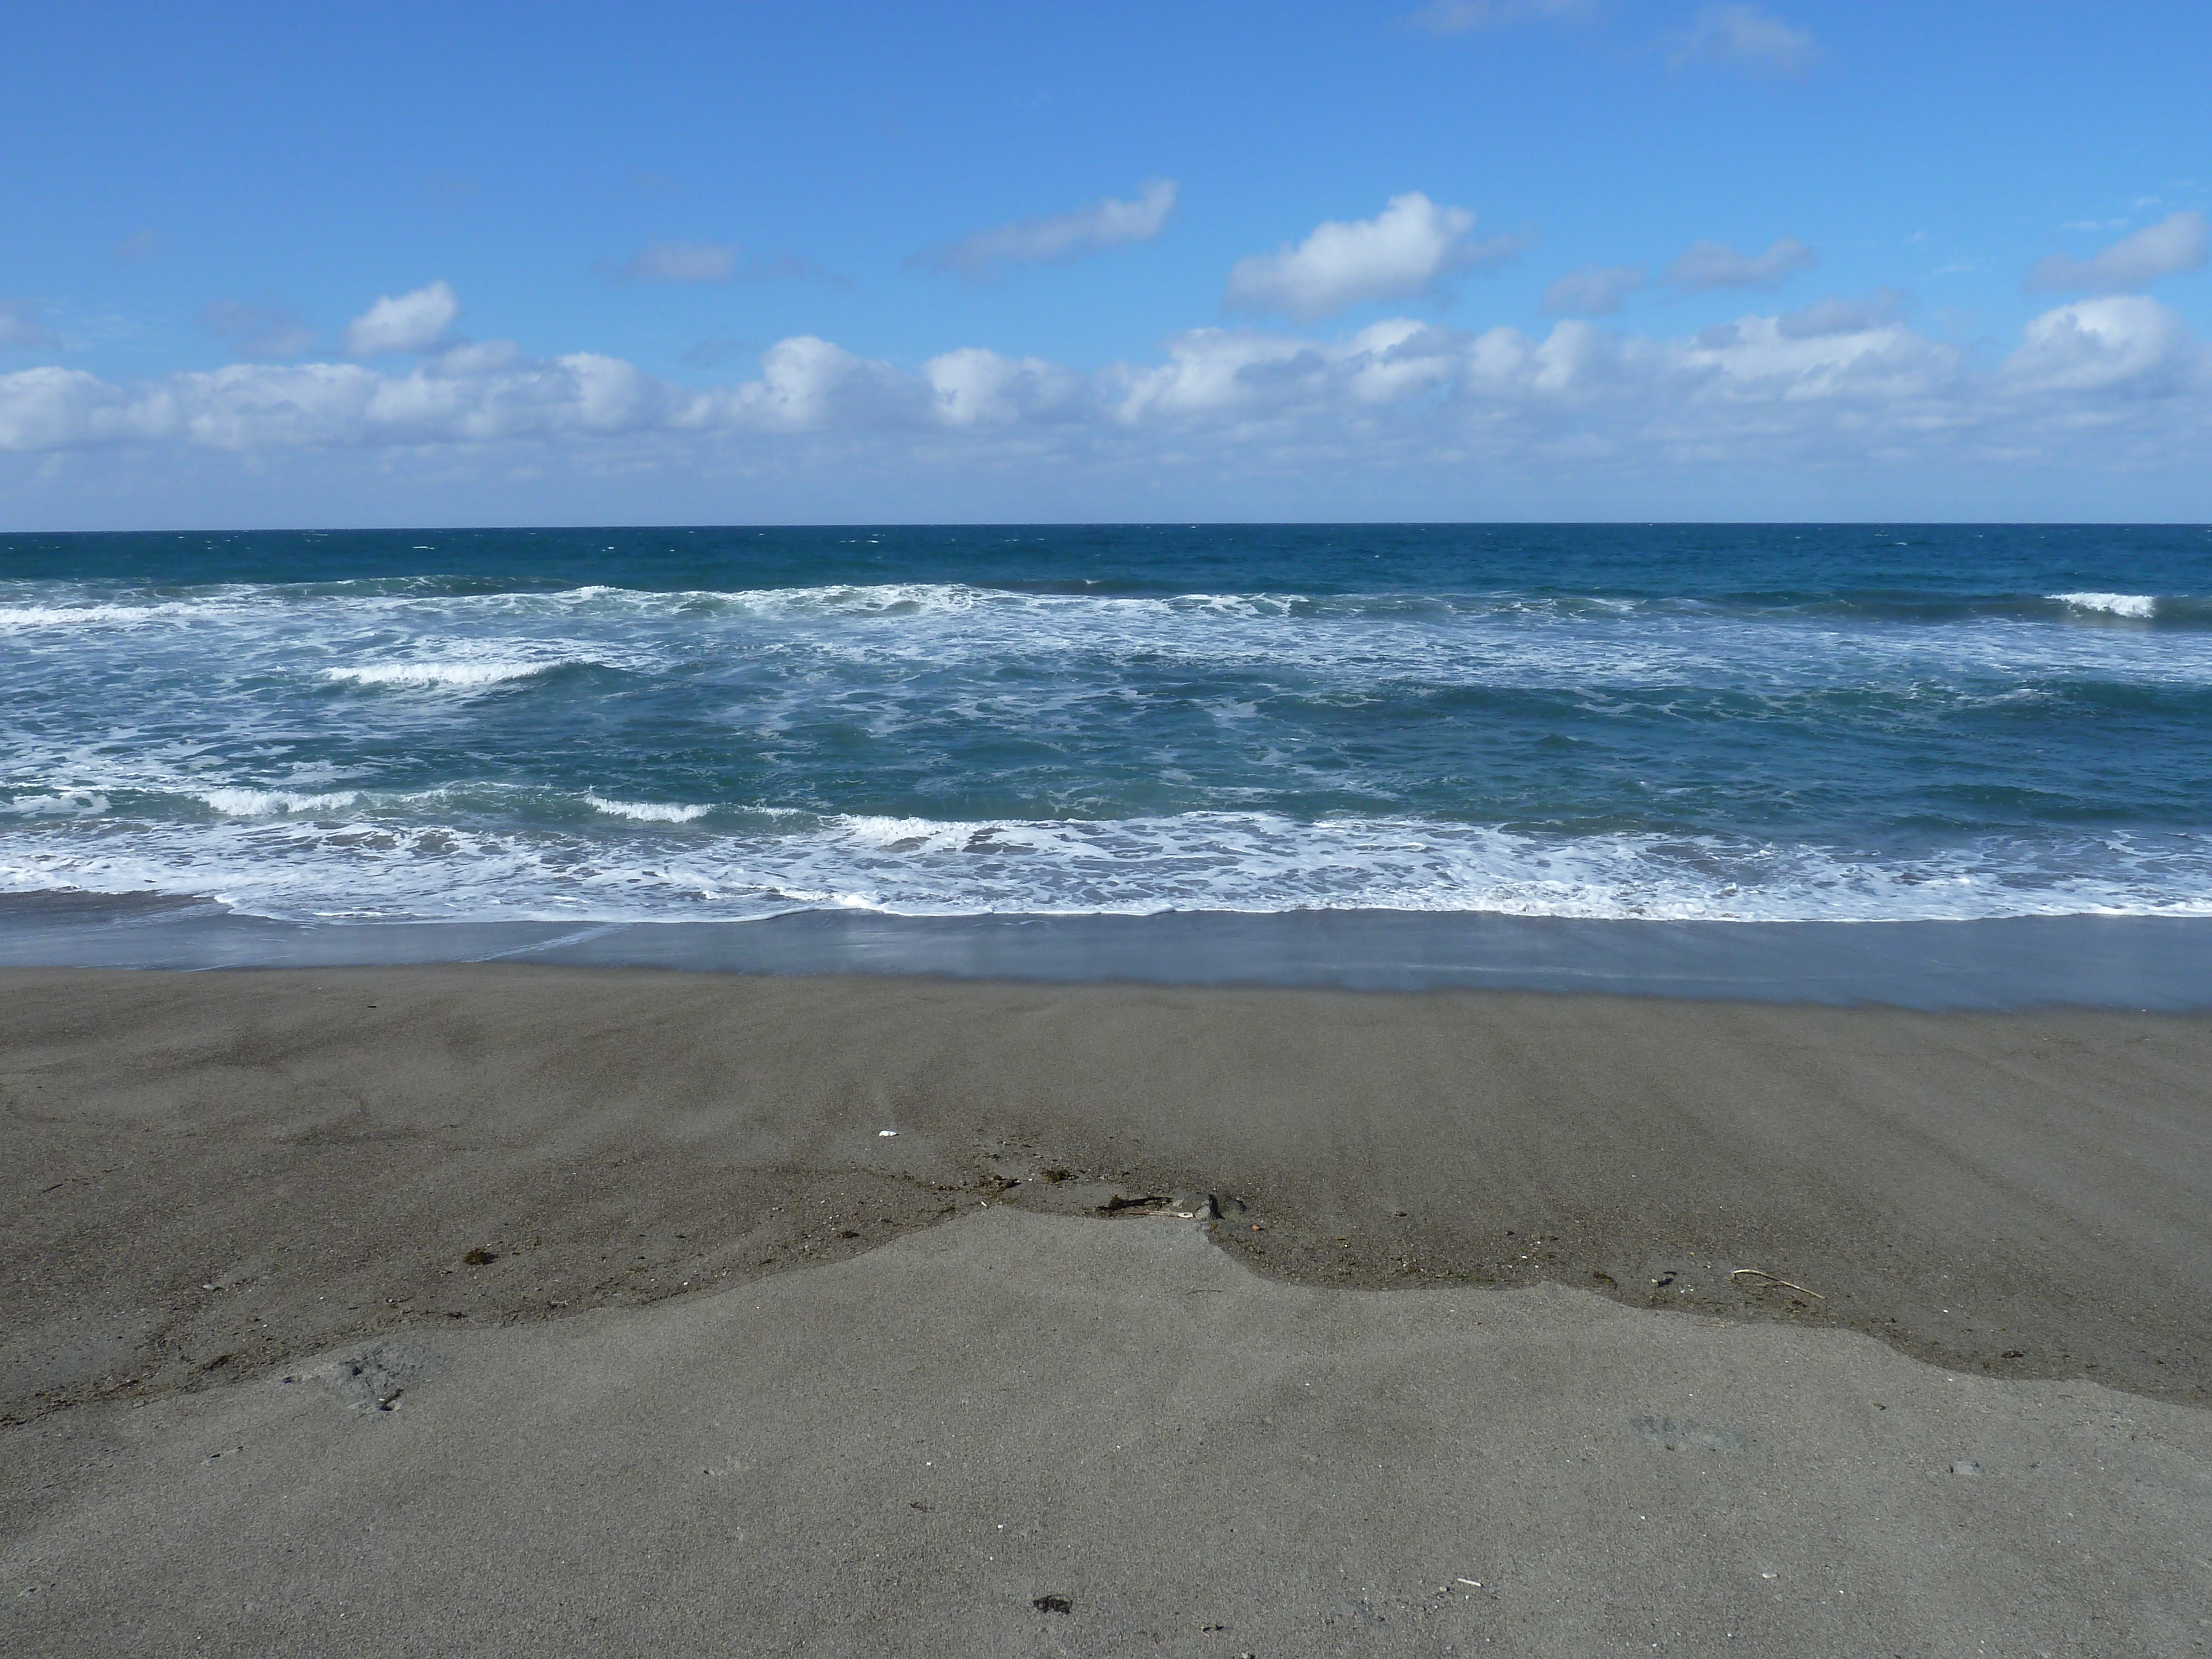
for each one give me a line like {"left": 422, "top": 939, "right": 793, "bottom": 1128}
{"left": 4, "top": 966, "right": 2211, "bottom": 1655}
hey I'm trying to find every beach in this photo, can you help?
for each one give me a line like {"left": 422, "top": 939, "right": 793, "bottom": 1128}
{"left": 11, "top": 0, "right": 2212, "bottom": 1642}
{"left": 6, "top": 965, "right": 2210, "bottom": 1655}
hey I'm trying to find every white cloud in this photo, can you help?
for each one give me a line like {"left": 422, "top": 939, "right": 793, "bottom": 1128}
{"left": 433, "top": 340, "right": 525, "bottom": 377}
{"left": 1402, "top": 0, "right": 1589, "bottom": 34}
{"left": 7, "top": 298, "right": 2208, "bottom": 515}
{"left": 0, "top": 345, "right": 711, "bottom": 452}
{"left": 1678, "top": 311, "right": 1960, "bottom": 403}
{"left": 616, "top": 241, "right": 737, "bottom": 283}
{"left": 1666, "top": 235, "right": 1817, "bottom": 290}
{"left": 731, "top": 336, "right": 930, "bottom": 431}
{"left": 1543, "top": 265, "right": 1647, "bottom": 316}
{"left": 918, "top": 180, "right": 1176, "bottom": 278}
{"left": 1225, "top": 193, "right": 1522, "bottom": 322}
{"left": 924, "top": 348, "right": 1089, "bottom": 427}
{"left": 1110, "top": 319, "right": 1473, "bottom": 424}
{"left": 341, "top": 280, "right": 460, "bottom": 356}
{"left": 1776, "top": 289, "right": 1906, "bottom": 339}
{"left": 2027, "top": 210, "right": 2210, "bottom": 293}
{"left": 2001, "top": 295, "right": 2199, "bottom": 393}
{"left": 197, "top": 299, "right": 316, "bottom": 361}
{"left": 1668, "top": 4, "right": 1819, "bottom": 75}
{"left": 0, "top": 300, "right": 60, "bottom": 351}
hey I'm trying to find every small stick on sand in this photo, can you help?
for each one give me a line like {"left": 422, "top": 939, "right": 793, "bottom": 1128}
{"left": 1730, "top": 1268, "right": 1825, "bottom": 1300}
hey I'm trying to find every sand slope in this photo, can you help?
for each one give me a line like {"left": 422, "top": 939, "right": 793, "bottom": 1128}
{"left": 7, "top": 966, "right": 2212, "bottom": 1655}
{"left": 8, "top": 1207, "right": 2210, "bottom": 1658}
{"left": 4, "top": 966, "right": 2210, "bottom": 1416}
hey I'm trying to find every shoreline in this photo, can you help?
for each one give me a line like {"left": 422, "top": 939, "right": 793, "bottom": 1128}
{"left": 9, "top": 902, "right": 2212, "bottom": 1008}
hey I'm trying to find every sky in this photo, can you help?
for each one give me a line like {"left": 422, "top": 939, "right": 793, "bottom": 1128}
{"left": 2, "top": 0, "right": 2209, "bottom": 528}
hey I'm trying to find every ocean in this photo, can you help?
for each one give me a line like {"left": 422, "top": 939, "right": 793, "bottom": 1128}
{"left": 5, "top": 523, "right": 2211, "bottom": 1001}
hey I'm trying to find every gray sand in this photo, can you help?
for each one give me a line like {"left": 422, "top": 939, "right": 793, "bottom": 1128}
{"left": 8, "top": 1208, "right": 2211, "bottom": 1656}
{"left": 5, "top": 966, "right": 2212, "bottom": 1654}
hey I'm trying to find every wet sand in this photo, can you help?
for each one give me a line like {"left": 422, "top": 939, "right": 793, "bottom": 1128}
{"left": 4, "top": 966, "right": 2211, "bottom": 1655}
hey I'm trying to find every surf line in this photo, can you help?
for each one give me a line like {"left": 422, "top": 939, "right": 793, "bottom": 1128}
{"left": 468, "top": 924, "right": 627, "bottom": 962}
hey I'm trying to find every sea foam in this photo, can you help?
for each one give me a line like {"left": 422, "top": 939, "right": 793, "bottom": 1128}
{"left": 198, "top": 789, "right": 366, "bottom": 816}
{"left": 8, "top": 810, "right": 2212, "bottom": 927}
{"left": 324, "top": 660, "right": 577, "bottom": 687}
{"left": 2053, "top": 592, "right": 2158, "bottom": 619}
{"left": 583, "top": 795, "right": 714, "bottom": 823}
{"left": 8, "top": 528, "right": 2212, "bottom": 936}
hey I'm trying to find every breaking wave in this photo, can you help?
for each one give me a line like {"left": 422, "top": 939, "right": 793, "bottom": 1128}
{"left": 4, "top": 810, "right": 2211, "bottom": 926}
{"left": 7, "top": 526, "right": 2209, "bottom": 943}
{"left": 583, "top": 795, "right": 714, "bottom": 823}
{"left": 2052, "top": 592, "right": 2159, "bottom": 619}
{"left": 324, "top": 659, "right": 587, "bottom": 687}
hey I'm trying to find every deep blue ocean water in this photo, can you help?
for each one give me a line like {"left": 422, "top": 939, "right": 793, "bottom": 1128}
{"left": 4, "top": 524, "right": 2210, "bottom": 937}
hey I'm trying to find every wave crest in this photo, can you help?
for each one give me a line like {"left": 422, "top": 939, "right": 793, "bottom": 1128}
{"left": 324, "top": 660, "right": 581, "bottom": 687}
{"left": 583, "top": 795, "right": 713, "bottom": 823}
{"left": 6, "top": 810, "right": 2211, "bottom": 926}
{"left": 2053, "top": 591, "right": 2158, "bottom": 619}
{"left": 199, "top": 789, "right": 366, "bottom": 816}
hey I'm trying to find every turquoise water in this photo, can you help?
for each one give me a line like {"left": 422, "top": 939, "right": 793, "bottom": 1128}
{"left": 3, "top": 524, "right": 2209, "bottom": 926}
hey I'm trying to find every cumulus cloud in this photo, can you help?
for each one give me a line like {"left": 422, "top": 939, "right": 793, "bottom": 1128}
{"left": 0, "top": 300, "right": 60, "bottom": 351}
{"left": 1401, "top": 0, "right": 1590, "bottom": 34}
{"left": 1668, "top": 4, "right": 1819, "bottom": 75}
{"left": 916, "top": 180, "right": 1177, "bottom": 279}
{"left": 1543, "top": 264, "right": 1647, "bottom": 316}
{"left": 1776, "top": 289, "right": 1906, "bottom": 338}
{"left": 1677, "top": 311, "right": 1960, "bottom": 403}
{"left": 6, "top": 296, "right": 2205, "bottom": 505}
{"left": 0, "top": 342, "right": 717, "bottom": 453}
{"left": 925, "top": 348, "right": 1090, "bottom": 427}
{"left": 197, "top": 299, "right": 316, "bottom": 361}
{"left": 1226, "top": 193, "right": 1523, "bottom": 322}
{"left": 1665, "top": 235, "right": 1817, "bottom": 290}
{"left": 735, "top": 336, "right": 931, "bottom": 430}
{"left": 2002, "top": 295, "right": 2200, "bottom": 394}
{"left": 2027, "top": 210, "right": 2210, "bottom": 293}
{"left": 342, "top": 281, "right": 460, "bottom": 356}
{"left": 615, "top": 241, "right": 737, "bottom": 283}
{"left": 1109, "top": 319, "right": 1478, "bottom": 425}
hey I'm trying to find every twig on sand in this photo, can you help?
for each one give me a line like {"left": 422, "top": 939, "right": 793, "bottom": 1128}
{"left": 1730, "top": 1267, "right": 1825, "bottom": 1300}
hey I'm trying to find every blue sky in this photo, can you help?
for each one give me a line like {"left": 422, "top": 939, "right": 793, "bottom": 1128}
{"left": 3, "top": 1, "right": 2209, "bottom": 526}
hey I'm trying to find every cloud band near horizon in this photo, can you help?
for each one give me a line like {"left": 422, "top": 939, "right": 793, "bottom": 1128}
{"left": 3, "top": 295, "right": 2201, "bottom": 483}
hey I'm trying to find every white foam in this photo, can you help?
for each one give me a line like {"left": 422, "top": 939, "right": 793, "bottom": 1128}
{"left": 838, "top": 815, "right": 973, "bottom": 852}
{"left": 0, "top": 601, "right": 225, "bottom": 629}
{"left": 2053, "top": 592, "right": 2158, "bottom": 619}
{"left": 4, "top": 792, "right": 111, "bottom": 818}
{"left": 198, "top": 789, "right": 366, "bottom": 816}
{"left": 7, "top": 810, "right": 2211, "bottom": 927}
{"left": 583, "top": 795, "right": 713, "bottom": 824}
{"left": 324, "top": 660, "right": 575, "bottom": 687}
